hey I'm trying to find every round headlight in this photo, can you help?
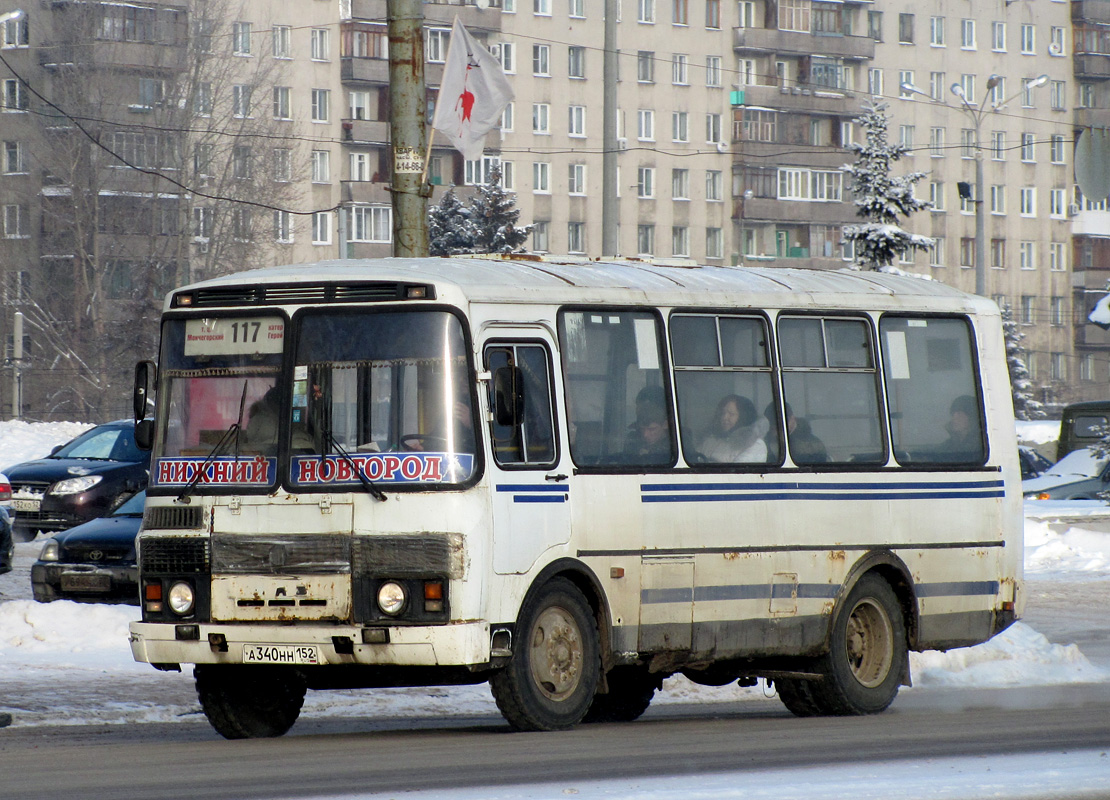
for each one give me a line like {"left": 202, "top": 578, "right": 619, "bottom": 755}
{"left": 39, "top": 539, "right": 59, "bottom": 562}
{"left": 167, "top": 581, "right": 195, "bottom": 615}
{"left": 377, "top": 581, "right": 406, "bottom": 616}
{"left": 50, "top": 475, "right": 103, "bottom": 495}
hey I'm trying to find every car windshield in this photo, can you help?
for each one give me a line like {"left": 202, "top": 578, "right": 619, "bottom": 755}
{"left": 52, "top": 425, "right": 143, "bottom": 462}
{"left": 112, "top": 491, "right": 146, "bottom": 516}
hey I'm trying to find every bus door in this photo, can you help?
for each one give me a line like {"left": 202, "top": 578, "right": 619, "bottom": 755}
{"left": 482, "top": 334, "right": 569, "bottom": 575}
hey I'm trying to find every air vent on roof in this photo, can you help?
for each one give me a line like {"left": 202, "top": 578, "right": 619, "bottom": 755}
{"left": 174, "top": 283, "right": 435, "bottom": 308}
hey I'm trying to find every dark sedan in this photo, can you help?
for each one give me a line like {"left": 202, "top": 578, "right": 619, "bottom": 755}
{"left": 0, "top": 506, "right": 13, "bottom": 575}
{"left": 7, "top": 420, "right": 149, "bottom": 542}
{"left": 31, "top": 490, "right": 145, "bottom": 604}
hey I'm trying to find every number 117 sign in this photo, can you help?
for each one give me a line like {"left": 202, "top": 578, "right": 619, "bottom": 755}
{"left": 184, "top": 317, "right": 285, "bottom": 356}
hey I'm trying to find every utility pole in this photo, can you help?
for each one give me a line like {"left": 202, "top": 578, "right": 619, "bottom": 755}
{"left": 388, "top": 0, "right": 430, "bottom": 257}
{"left": 11, "top": 310, "right": 23, "bottom": 420}
{"left": 601, "top": 0, "right": 619, "bottom": 257}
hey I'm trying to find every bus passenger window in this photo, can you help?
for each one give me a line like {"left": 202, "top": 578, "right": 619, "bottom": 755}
{"left": 559, "top": 310, "right": 675, "bottom": 468}
{"left": 778, "top": 316, "right": 884, "bottom": 466}
{"left": 485, "top": 344, "right": 557, "bottom": 467}
{"left": 670, "top": 314, "right": 778, "bottom": 466}
{"left": 880, "top": 316, "right": 986, "bottom": 465}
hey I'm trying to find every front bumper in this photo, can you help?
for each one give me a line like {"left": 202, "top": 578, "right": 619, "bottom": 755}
{"left": 129, "top": 619, "right": 491, "bottom": 667}
{"left": 32, "top": 562, "right": 139, "bottom": 603}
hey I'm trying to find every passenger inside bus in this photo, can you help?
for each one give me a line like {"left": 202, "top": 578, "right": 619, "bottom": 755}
{"left": 627, "top": 386, "right": 672, "bottom": 462}
{"left": 937, "top": 394, "right": 982, "bottom": 462}
{"left": 698, "top": 395, "right": 768, "bottom": 463}
{"left": 771, "top": 402, "right": 828, "bottom": 465}
{"left": 244, "top": 385, "right": 314, "bottom": 455}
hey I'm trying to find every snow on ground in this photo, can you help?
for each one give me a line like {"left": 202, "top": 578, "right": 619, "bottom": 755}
{"left": 2, "top": 419, "right": 1109, "bottom": 730}
{"left": 1015, "top": 418, "right": 1061, "bottom": 447}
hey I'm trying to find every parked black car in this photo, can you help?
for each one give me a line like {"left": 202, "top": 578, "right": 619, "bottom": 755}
{"left": 0, "top": 506, "right": 13, "bottom": 575}
{"left": 32, "top": 490, "right": 145, "bottom": 604}
{"left": 1018, "top": 446, "right": 1054, "bottom": 481}
{"left": 7, "top": 420, "right": 150, "bottom": 542}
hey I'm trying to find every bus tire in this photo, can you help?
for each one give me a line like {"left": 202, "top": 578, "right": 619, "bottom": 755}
{"left": 195, "top": 665, "right": 306, "bottom": 739}
{"left": 775, "top": 676, "right": 829, "bottom": 717}
{"left": 490, "top": 577, "right": 600, "bottom": 731}
{"left": 583, "top": 666, "right": 663, "bottom": 723}
{"left": 810, "top": 573, "right": 907, "bottom": 716}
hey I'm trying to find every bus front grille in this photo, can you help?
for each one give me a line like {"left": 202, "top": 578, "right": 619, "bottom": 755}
{"left": 141, "top": 537, "right": 210, "bottom": 574}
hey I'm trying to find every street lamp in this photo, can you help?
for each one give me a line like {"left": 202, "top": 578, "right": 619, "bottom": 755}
{"left": 900, "top": 74, "right": 1048, "bottom": 297}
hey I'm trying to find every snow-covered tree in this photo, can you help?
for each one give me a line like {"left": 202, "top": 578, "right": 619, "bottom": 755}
{"left": 841, "top": 100, "right": 934, "bottom": 270}
{"left": 1001, "top": 304, "right": 1045, "bottom": 420}
{"left": 428, "top": 187, "right": 476, "bottom": 256}
{"left": 468, "top": 168, "right": 531, "bottom": 254}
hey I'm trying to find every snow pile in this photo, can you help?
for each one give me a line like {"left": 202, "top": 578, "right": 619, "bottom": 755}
{"left": 1025, "top": 517, "right": 1110, "bottom": 577}
{"left": 1015, "top": 418, "right": 1060, "bottom": 446}
{"left": 0, "top": 419, "right": 91, "bottom": 472}
{"left": 0, "top": 599, "right": 147, "bottom": 673}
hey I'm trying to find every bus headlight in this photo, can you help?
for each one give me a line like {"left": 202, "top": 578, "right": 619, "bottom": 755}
{"left": 167, "top": 581, "right": 195, "bottom": 615}
{"left": 377, "top": 581, "right": 406, "bottom": 616}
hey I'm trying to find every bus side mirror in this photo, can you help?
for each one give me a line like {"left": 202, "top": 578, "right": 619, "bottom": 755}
{"left": 134, "top": 360, "right": 157, "bottom": 422}
{"left": 135, "top": 418, "right": 154, "bottom": 452}
{"left": 493, "top": 366, "right": 525, "bottom": 427}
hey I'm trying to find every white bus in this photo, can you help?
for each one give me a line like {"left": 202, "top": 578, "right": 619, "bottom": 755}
{"left": 129, "top": 257, "right": 1023, "bottom": 738}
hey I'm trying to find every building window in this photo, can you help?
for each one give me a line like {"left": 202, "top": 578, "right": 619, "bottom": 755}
{"left": 232, "top": 145, "right": 252, "bottom": 179}
{"left": 533, "top": 161, "right": 551, "bottom": 193}
{"left": 499, "top": 42, "right": 516, "bottom": 73}
{"left": 1080, "top": 83, "right": 1096, "bottom": 109}
{"left": 960, "top": 128, "right": 975, "bottom": 159}
{"left": 960, "top": 19, "right": 975, "bottom": 49}
{"left": 898, "top": 13, "right": 914, "bottom": 44}
{"left": 868, "top": 69, "right": 883, "bottom": 97}
{"left": 533, "top": 44, "right": 550, "bottom": 76}
{"left": 706, "top": 170, "right": 723, "bottom": 201}
{"left": 638, "top": 109, "right": 655, "bottom": 141}
{"left": 868, "top": 11, "right": 883, "bottom": 41}
{"left": 3, "top": 204, "right": 27, "bottom": 238}
{"left": 1020, "top": 296, "right": 1035, "bottom": 325}
{"left": 991, "top": 131, "right": 1006, "bottom": 160}
{"left": 930, "top": 16, "right": 945, "bottom": 47}
{"left": 570, "top": 0, "right": 584, "bottom": 17}
{"left": 311, "top": 89, "right": 330, "bottom": 122}
{"left": 638, "top": 0, "right": 655, "bottom": 23}
{"left": 1051, "top": 353, "right": 1066, "bottom": 382}
{"left": 1050, "top": 26, "right": 1066, "bottom": 56}
{"left": 273, "top": 148, "right": 291, "bottom": 182}
{"left": 2, "top": 78, "right": 27, "bottom": 111}
{"left": 637, "top": 224, "right": 655, "bottom": 255}
{"left": 928, "top": 127, "right": 944, "bottom": 157}
{"left": 1050, "top": 81, "right": 1066, "bottom": 110}
{"left": 706, "top": 228, "right": 723, "bottom": 259}
{"left": 533, "top": 221, "right": 549, "bottom": 252}
{"left": 1051, "top": 296, "right": 1065, "bottom": 327}
{"left": 898, "top": 71, "right": 913, "bottom": 99}
{"left": 637, "top": 166, "right": 655, "bottom": 198}
{"left": 1050, "top": 242, "right": 1066, "bottom": 272}
{"left": 350, "top": 152, "right": 371, "bottom": 182}
{"left": 705, "top": 113, "right": 722, "bottom": 144}
{"left": 534, "top": 0, "right": 551, "bottom": 16}
{"left": 637, "top": 51, "right": 654, "bottom": 82}
{"left": 1050, "top": 188, "right": 1066, "bottom": 219}
{"left": 232, "top": 21, "right": 252, "bottom": 55}
{"left": 673, "top": 54, "right": 688, "bottom": 85}
{"left": 311, "top": 150, "right": 330, "bottom": 183}
{"left": 672, "top": 168, "right": 689, "bottom": 199}
{"left": 194, "top": 82, "right": 212, "bottom": 116}
{"left": 1050, "top": 135, "right": 1065, "bottom": 164}
{"left": 568, "top": 46, "right": 585, "bottom": 79}
{"left": 707, "top": 0, "right": 723, "bottom": 29}
{"left": 427, "top": 29, "right": 450, "bottom": 63}
{"left": 350, "top": 206, "right": 392, "bottom": 243}
{"left": 930, "top": 237, "right": 945, "bottom": 267}
{"left": 465, "top": 155, "right": 502, "bottom": 186}
{"left": 532, "top": 103, "right": 550, "bottom": 134}
{"left": 311, "top": 28, "right": 330, "bottom": 60}
{"left": 349, "top": 90, "right": 370, "bottom": 121}
{"left": 274, "top": 210, "right": 294, "bottom": 243}
{"left": 992, "top": 21, "right": 1006, "bottom": 52}
{"left": 899, "top": 125, "right": 914, "bottom": 148}
{"left": 672, "top": 111, "right": 688, "bottom": 143}
{"left": 929, "top": 181, "right": 945, "bottom": 211}
{"left": 273, "top": 86, "right": 290, "bottom": 120}
{"left": 1020, "top": 24, "right": 1034, "bottom": 55}
{"left": 568, "top": 163, "right": 586, "bottom": 195}
{"left": 1020, "top": 132, "right": 1035, "bottom": 162}
{"left": 230, "top": 84, "right": 251, "bottom": 118}
{"left": 990, "top": 239, "right": 1005, "bottom": 269}
{"left": 568, "top": 105, "right": 586, "bottom": 137}
{"left": 568, "top": 221, "right": 586, "bottom": 253}
{"left": 960, "top": 237, "right": 975, "bottom": 267}
{"left": 705, "top": 56, "right": 721, "bottom": 87}
{"left": 1020, "top": 241, "right": 1036, "bottom": 270}
{"left": 1081, "top": 354, "right": 1094, "bottom": 382}
{"left": 1020, "top": 187, "right": 1036, "bottom": 217}
{"left": 272, "top": 25, "right": 291, "bottom": 58}
{"left": 990, "top": 185, "right": 1005, "bottom": 215}
{"left": 312, "top": 212, "right": 332, "bottom": 245}
{"left": 673, "top": 0, "right": 688, "bottom": 25}
{"left": 2, "top": 15, "right": 28, "bottom": 48}
{"left": 2, "top": 141, "right": 24, "bottom": 174}
{"left": 672, "top": 226, "right": 689, "bottom": 256}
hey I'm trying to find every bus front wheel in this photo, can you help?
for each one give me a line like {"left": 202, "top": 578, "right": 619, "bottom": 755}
{"left": 490, "top": 577, "right": 601, "bottom": 731}
{"left": 195, "top": 665, "right": 306, "bottom": 739}
{"left": 810, "top": 573, "right": 906, "bottom": 716}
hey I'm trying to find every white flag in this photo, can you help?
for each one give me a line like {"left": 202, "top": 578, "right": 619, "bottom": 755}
{"left": 431, "top": 17, "right": 514, "bottom": 161}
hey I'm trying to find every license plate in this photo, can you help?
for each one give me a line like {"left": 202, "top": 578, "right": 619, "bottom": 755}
{"left": 242, "top": 644, "right": 321, "bottom": 665}
{"left": 12, "top": 498, "right": 40, "bottom": 512}
{"left": 60, "top": 573, "right": 111, "bottom": 593}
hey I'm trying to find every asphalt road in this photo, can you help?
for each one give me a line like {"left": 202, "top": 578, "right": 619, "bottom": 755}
{"left": 2, "top": 682, "right": 1110, "bottom": 800}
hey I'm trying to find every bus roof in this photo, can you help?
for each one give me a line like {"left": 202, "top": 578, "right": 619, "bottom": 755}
{"left": 170, "top": 257, "right": 997, "bottom": 315}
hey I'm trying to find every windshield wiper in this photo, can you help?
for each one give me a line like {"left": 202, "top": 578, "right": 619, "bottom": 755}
{"left": 318, "top": 426, "right": 387, "bottom": 502}
{"left": 177, "top": 382, "right": 249, "bottom": 504}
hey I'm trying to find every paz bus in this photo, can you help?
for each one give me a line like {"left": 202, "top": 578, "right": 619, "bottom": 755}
{"left": 128, "top": 257, "right": 1022, "bottom": 738}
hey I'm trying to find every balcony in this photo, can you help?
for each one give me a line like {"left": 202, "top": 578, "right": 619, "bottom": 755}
{"left": 341, "top": 57, "right": 390, "bottom": 84}
{"left": 342, "top": 118, "right": 391, "bottom": 144}
{"left": 733, "top": 27, "right": 875, "bottom": 60}
{"left": 731, "top": 141, "right": 853, "bottom": 170}
{"left": 1074, "top": 0, "right": 1110, "bottom": 25}
{"left": 1075, "top": 53, "right": 1110, "bottom": 79}
{"left": 735, "top": 196, "right": 856, "bottom": 226}
{"left": 734, "top": 83, "right": 855, "bottom": 115}
{"left": 38, "top": 40, "right": 185, "bottom": 71}
{"left": 1075, "top": 107, "right": 1110, "bottom": 131}
{"left": 343, "top": 181, "right": 392, "bottom": 204}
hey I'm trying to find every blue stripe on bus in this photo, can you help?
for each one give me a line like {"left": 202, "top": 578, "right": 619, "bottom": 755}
{"left": 642, "top": 479, "right": 1005, "bottom": 492}
{"left": 513, "top": 495, "right": 567, "bottom": 503}
{"left": 642, "top": 490, "right": 1005, "bottom": 503}
{"left": 640, "top": 582, "right": 998, "bottom": 605}
{"left": 496, "top": 484, "right": 569, "bottom": 492}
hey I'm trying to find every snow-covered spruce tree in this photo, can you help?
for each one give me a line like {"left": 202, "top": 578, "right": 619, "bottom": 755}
{"left": 1000, "top": 304, "right": 1045, "bottom": 420}
{"left": 468, "top": 167, "right": 532, "bottom": 254}
{"left": 841, "top": 99, "right": 934, "bottom": 270}
{"left": 428, "top": 187, "right": 476, "bottom": 256}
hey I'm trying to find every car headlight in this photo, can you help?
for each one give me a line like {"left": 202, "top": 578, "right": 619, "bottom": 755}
{"left": 39, "top": 539, "right": 59, "bottom": 562}
{"left": 167, "top": 581, "right": 195, "bottom": 615}
{"left": 50, "top": 475, "right": 103, "bottom": 495}
{"left": 377, "top": 581, "right": 407, "bottom": 616}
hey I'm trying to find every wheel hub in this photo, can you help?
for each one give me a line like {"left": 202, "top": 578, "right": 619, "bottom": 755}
{"left": 530, "top": 606, "right": 583, "bottom": 700}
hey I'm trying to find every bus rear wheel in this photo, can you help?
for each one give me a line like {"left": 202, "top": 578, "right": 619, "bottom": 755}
{"left": 195, "top": 665, "right": 306, "bottom": 739}
{"left": 490, "top": 577, "right": 600, "bottom": 731}
{"left": 583, "top": 665, "right": 663, "bottom": 723}
{"left": 795, "top": 573, "right": 906, "bottom": 716}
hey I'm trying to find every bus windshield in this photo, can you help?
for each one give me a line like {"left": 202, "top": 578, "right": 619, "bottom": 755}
{"left": 290, "top": 309, "right": 477, "bottom": 487}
